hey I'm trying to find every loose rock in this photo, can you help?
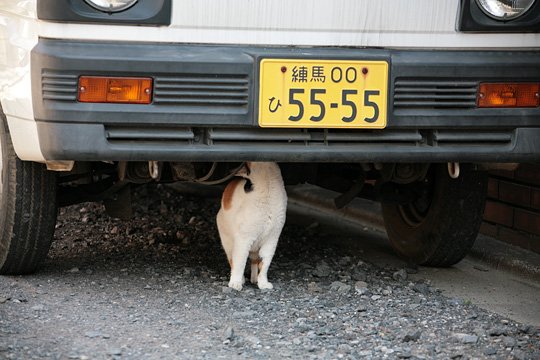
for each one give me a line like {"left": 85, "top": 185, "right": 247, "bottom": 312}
{"left": 412, "top": 283, "right": 431, "bottom": 295}
{"left": 330, "top": 281, "right": 351, "bottom": 294}
{"left": 402, "top": 331, "right": 421, "bottom": 342}
{"left": 354, "top": 281, "right": 369, "bottom": 295}
{"left": 393, "top": 269, "right": 408, "bottom": 281}
{"left": 313, "top": 261, "right": 332, "bottom": 278}
{"left": 223, "top": 326, "right": 235, "bottom": 342}
{"left": 454, "top": 333, "right": 479, "bottom": 344}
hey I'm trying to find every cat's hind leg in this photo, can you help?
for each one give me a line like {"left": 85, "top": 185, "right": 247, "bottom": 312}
{"left": 249, "top": 251, "right": 260, "bottom": 284}
{"left": 257, "top": 240, "right": 278, "bottom": 290}
{"left": 228, "top": 239, "right": 252, "bottom": 291}
{"left": 216, "top": 213, "right": 234, "bottom": 268}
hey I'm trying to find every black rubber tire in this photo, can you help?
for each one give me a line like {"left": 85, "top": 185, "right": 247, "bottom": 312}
{"left": 381, "top": 164, "right": 488, "bottom": 267}
{"left": 0, "top": 109, "right": 57, "bottom": 275}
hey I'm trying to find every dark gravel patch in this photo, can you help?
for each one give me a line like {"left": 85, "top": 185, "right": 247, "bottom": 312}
{"left": 0, "top": 184, "right": 538, "bottom": 359}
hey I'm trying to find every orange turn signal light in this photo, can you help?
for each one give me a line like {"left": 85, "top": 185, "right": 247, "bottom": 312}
{"left": 78, "top": 76, "right": 153, "bottom": 104}
{"left": 478, "top": 83, "right": 539, "bottom": 108}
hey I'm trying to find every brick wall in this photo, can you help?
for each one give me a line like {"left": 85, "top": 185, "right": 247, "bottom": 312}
{"left": 482, "top": 163, "right": 540, "bottom": 254}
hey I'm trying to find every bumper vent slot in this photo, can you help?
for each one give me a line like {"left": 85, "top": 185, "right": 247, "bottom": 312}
{"left": 207, "top": 128, "right": 422, "bottom": 146}
{"left": 394, "top": 79, "right": 478, "bottom": 109}
{"left": 42, "top": 71, "right": 78, "bottom": 101}
{"left": 103, "top": 127, "right": 514, "bottom": 148}
{"left": 434, "top": 130, "right": 514, "bottom": 145}
{"left": 153, "top": 74, "right": 249, "bottom": 108}
{"left": 105, "top": 126, "right": 195, "bottom": 143}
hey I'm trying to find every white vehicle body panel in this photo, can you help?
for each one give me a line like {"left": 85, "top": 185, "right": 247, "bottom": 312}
{"left": 39, "top": 0, "right": 540, "bottom": 48}
{"left": 0, "top": 0, "right": 539, "bottom": 161}
{"left": 0, "top": 1, "right": 43, "bottom": 161}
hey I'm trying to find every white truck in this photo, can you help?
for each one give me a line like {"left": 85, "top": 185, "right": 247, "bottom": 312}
{"left": 0, "top": 0, "right": 539, "bottom": 274}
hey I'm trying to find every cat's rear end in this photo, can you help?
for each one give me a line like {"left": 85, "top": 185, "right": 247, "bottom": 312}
{"left": 216, "top": 162, "right": 287, "bottom": 291}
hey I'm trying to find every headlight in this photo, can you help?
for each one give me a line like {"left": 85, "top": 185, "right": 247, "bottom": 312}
{"left": 475, "top": 0, "right": 536, "bottom": 20}
{"left": 84, "top": 0, "right": 138, "bottom": 13}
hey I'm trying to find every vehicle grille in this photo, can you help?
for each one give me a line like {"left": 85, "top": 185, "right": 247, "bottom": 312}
{"left": 105, "top": 126, "right": 195, "bottom": 143}
{"left": 41, "top": 71, "right": 78, "bottom": 101}
{"left": 433, "top": 130, "right": 514, "bottom": 146}
{"left": 153, "top": 74, "right": 249, "bottom": 109}
{"left": 207, "top": 128, "right": 423, "bottom": 146}
{"left": 393, "top": 79, "right": 478, "bottom": 109}
{"left": 103, "top": 126, "right": 515, "bottom": 149}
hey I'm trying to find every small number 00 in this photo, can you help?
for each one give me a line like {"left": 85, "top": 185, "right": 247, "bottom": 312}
{"left": 331, "top": 67, "right": 357, "bottom": 83}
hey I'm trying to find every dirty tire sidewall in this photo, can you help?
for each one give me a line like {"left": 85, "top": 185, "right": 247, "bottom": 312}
{"left": 381, "top": 164, "right": 488, "bottom": 267}
{"left": 0, "top": 110, "right": 57, "bottom": 275}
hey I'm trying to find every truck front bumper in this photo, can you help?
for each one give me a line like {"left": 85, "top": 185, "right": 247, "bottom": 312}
{"left": 31, "top": 39, "right": 540, "bottom": 162}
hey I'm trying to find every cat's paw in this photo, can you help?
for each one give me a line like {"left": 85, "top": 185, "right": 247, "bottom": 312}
{"left": 228, "top": 280, "right": 243, "bottom": 291}
{"left": 258, "top": 281, "right": 273, "bottom": 290}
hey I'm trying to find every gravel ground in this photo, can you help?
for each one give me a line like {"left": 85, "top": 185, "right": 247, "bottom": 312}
{"left": 0, "top": 184, "right": 539, "bottom": 359}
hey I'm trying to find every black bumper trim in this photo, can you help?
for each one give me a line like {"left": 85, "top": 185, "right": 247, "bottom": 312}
{"left": 36, "top": 123, "right": 540, "bottom": 162}
{"left": 31, "top": 39, "right": 540, "bottom": 162}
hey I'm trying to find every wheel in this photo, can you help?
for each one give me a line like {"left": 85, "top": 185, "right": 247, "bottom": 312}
{"left": 0, "top": 108, "right": 58, "bottom": 274}
{"left": 381, "top": 164, "right": 488, "bottom": 267}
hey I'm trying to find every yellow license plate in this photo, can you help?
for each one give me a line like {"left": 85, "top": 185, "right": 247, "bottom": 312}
{"left": 259, "top": 59, "right": 388, "bottom": 128}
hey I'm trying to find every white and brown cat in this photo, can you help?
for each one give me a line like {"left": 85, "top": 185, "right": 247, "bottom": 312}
{"left": 216, "top": 162, "right": 287, "bottom": 291}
